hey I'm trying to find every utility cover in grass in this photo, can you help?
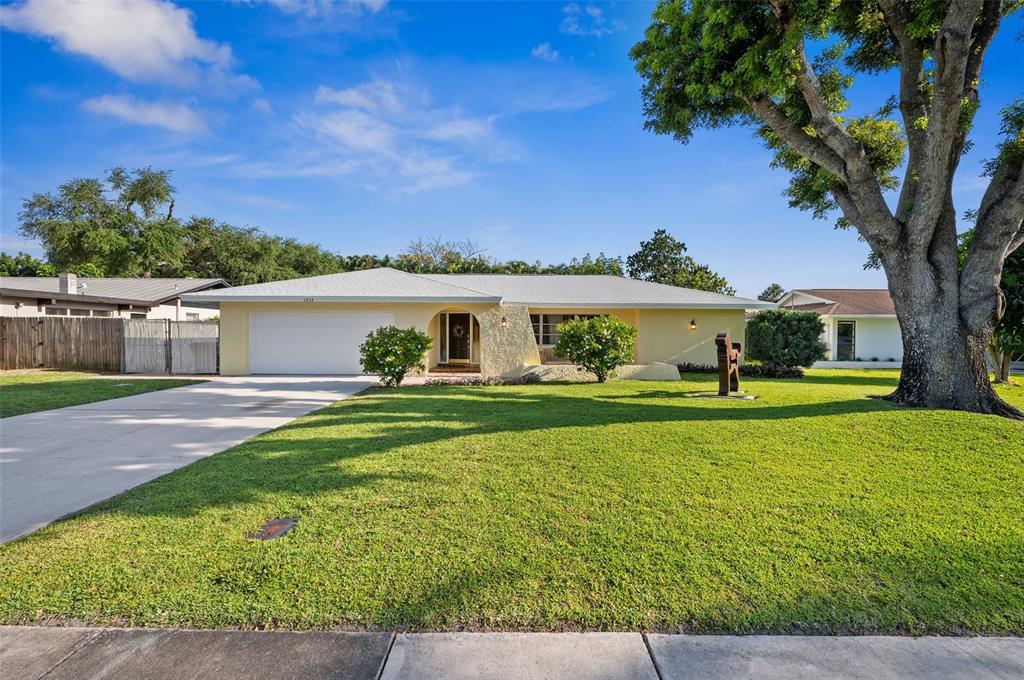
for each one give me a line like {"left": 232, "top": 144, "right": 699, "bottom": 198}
{"left": 247, "top": 518, "right": 297, "bottom": 540}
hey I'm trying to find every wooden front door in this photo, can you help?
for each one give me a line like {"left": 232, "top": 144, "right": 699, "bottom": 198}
{"left": 447, "top": 313, "right": 471, "bottom": 363}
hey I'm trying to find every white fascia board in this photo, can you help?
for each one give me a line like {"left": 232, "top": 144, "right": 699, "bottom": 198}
{"left": 517, "top": 301, "right": 776, "bottom": 310}
{"left": 822, "top": 313, "right": 898, "bottom": 319}
{"left": 787, "top": 291, "right": 837, "bottom": 305}
{"left": 179, "top": 294, "right": 503, "bottom": 303}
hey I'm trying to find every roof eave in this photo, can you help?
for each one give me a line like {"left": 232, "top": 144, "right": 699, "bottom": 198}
{"left": 179, "top": 294, "right": 503, "bottom": 303}
{"left": 0, "top": 288, "right": 155, "bottom": 307}
{"left": 507, "top": 301, "right": 775, "bottom": 309}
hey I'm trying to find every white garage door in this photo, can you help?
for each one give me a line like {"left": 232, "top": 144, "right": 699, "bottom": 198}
{"left": 249, "top": 311, "right": 395, "bottom": 374}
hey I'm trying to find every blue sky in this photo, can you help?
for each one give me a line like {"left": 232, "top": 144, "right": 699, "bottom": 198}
{"left": 1, "top": 1, "right": 1021, "bottom": 297}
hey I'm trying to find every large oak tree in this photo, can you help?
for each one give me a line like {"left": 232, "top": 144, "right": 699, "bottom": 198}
{"left": 633, "top": 0, "right": 1024, "bottom": 418}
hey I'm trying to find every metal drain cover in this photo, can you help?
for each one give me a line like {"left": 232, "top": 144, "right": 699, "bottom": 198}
{"left": 247, "top": 518, "right": 298, "bottom": 540}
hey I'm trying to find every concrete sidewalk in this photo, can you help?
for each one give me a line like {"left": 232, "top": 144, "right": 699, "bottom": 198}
{"left": 0, "top": 376, "right": 375, "bottom": 543}
{"left": 2, "top": 627, "right": 1021, "bottom": 680}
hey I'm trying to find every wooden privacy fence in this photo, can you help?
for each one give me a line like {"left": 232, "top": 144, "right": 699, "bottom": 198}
{"left": 0, "top": 317, "right": 218, "bottom": 374}
{"left": 1, "top": 317, "right": 123, "bottom": 371}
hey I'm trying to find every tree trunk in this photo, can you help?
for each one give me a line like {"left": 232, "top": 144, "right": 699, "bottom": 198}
{"left": 991, "top": 347, "right": 1012, "bottom": 384}
{"left": 886, "top": 272, "right": 1022, "bottom": 419}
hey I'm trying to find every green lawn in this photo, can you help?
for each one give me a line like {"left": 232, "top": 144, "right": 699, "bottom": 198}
{"left": 1, "top": 370, "right": 1021, "bottom": 633}
{"left": 0, "top": 371, "right": 203, "bottom": 417}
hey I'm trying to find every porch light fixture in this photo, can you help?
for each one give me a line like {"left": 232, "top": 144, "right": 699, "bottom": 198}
{"left": 500, "top": 316, "right": 508, "bottom": 329}
{"left": 689, "top": 319, "right": 697, "bottom": 331}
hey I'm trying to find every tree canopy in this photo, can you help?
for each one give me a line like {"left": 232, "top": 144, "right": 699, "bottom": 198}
{"left": 758, "top": 283, "right": 786, "bottom": 302}
{"left": 12, "top": 169, "right": 749, "bottom": 288}
{"left": 626, "top": 229, "right": 735, "bottom": 294}
{"left": 633, "top": 0, "right": 1024, "bottom": 417}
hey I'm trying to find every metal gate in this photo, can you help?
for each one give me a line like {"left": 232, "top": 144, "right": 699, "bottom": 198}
{"left": 123, "top": 320, "right": 219, "bottom": 374}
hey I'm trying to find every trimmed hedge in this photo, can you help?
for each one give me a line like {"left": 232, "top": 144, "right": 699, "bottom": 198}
{"left": 677, "top": 362, "right": 805, "bottom": 379}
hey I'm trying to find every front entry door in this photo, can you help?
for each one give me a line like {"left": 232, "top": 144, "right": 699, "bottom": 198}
{"left": 448, "top": 313, "right": 471, "bottom": 363}
{"left": 836, "top": 320, "right": 856, "bottom": 361}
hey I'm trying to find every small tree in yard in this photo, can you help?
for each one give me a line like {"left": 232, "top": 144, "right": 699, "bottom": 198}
{"left": 746, "top": 309, "right": 827, "bottom": 369}
{"left": 554, "top": 316, "right": 637, "bottom": 383}
{"left": 359, "top": 326, "right": 431, "bottom": 387}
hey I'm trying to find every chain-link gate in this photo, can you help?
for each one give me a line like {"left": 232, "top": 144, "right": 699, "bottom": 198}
{"left": 170, "top": 321, "right": 218, "bottom": 374}
{"left": 123, "top": 319, "right": 219, "bottom": 374}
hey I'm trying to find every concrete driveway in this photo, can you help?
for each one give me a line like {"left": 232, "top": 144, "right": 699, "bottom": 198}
{"left": 0, "top": 376, "right": 375, "bottom": 543}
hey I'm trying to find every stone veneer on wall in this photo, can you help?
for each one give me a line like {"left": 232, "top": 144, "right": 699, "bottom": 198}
{"left": 478, "top": 304, "right": 541, "bottom": 377}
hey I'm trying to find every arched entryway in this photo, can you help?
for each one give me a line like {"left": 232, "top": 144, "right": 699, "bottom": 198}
{"left": 433, "top": 310, "right": 481, "bottom": 372}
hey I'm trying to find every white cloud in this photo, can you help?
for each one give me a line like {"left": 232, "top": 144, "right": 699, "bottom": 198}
{"left": 560, "top": 3, "right": 624, "bottom": 37}
{"left": 262, "top": 0, "right": 388, "bottom": 17}
{"left": 0, "top": 0, "right": 252, "bottom": 89}
{"left": 82, "top": 95, "right": 206, "bottom": 134}
{"left": 425, "top": 116, "right": 495, "bottom": 142}
{"left": 300, "top": 108, "right": 396, "bottom": 153}
{"left": 531, "top": 42, "right": 560, "bottom": 63}
{"left": 315, "top": 81, "right": 402, "bottom": 113}
{"left": 252, "top": 97, "right": 273, "bottom": 114}
{"left": 235, "top": 193, "right": 297, "bottom": 210}
{"left": 237, "top": 65, "right": 610, "bottom": 193}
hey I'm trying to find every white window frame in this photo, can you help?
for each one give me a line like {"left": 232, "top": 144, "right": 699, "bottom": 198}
{"left": 529, "top": 314, "right": 600, "bottom": 347}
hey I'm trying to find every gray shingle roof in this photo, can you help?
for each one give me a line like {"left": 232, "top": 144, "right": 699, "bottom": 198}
{"left": 182, "top": 267, "right": 768, "bottom": 308}
{"left": 423, "top": 273, "right": 769, "bottom": 308}
{"left": 181, "top": 268, "right": 500, "bottom": 302}
{"left": 0, "top": 277, "right": 226, "bottom": 305}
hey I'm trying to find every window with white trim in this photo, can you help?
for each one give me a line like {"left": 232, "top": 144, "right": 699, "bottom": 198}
{"left": 529, "top": 314, "right": 600, "bottom": 346}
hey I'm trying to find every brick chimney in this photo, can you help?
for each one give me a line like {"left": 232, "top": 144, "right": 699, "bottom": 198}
{"left": 58, "top": 272, "right": 77, "bottom": 294}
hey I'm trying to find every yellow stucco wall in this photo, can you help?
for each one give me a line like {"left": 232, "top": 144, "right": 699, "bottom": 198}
{"left": 218, "top": 302, "right": 746, "bottom": 375}
{"left": 636, "top": 309, "right": 747, "bottom": 366}
{"left": 219, "top": 301, "right": 498, "bottom": 375}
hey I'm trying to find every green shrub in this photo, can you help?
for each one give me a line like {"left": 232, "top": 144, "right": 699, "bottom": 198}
{"left": 745, "top": 309, "right": 827, "bottom": 368}
{"left": 677, "top": 362, "right": 805, "bottom": 378}
{"left": 554, "top": 316, "right": 637, "bottom": 383}
{"left": 359, "top": 325, "right": 432, "bottom": 387}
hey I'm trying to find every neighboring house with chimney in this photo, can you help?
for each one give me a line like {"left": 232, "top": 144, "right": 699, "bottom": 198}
{"left": 0, "top": 273, "right": 226, "bottom": 320}
{"left": 777, "top": 289, "right": 903, "bottom": 366}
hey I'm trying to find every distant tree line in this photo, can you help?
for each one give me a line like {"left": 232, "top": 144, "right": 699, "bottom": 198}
{"left": 3, "top": 167, "right": 733, "bottom": 294}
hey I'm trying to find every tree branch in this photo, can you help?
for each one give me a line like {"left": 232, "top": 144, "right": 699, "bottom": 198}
{"left": 745, "top": 95, "right": 847, "bottom": 178}
{"left": 769, "top": 3, "right": 899, "bottom": 245}
{"left": 961, "top": 158, "right": 1024, "bottom": 332}
{"left": 878, "top": 0, "right": 928, "bottom": 223}
{"left": 907, "top": 0, "right": 985, "bottom": 248}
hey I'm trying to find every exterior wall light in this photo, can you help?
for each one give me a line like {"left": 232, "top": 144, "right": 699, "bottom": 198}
{"left": 689, "top": 319, "right": 697, "bottom": 331}
{"left": 500, "top": 316, "right": 508, "bottom": 329}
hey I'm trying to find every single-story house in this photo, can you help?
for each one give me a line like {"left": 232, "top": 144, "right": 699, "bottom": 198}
{"left": 777, "top": 288, "right": 903, "bottom": 366}
{"left": 182, "top": 267, "right": 772, "bottom": 377}
{"left": 0, "top": 273, "right": 226, "bottom": 320}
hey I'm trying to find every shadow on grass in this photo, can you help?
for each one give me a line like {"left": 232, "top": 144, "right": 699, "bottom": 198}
{"left": 797, "top": 373, "right": 901, "bottom": 388}
{"left": 55, "top": 387, "right": 899, "bottom": 523}
{"left": 0, "top": 377, "right": 198, "bottom": 418}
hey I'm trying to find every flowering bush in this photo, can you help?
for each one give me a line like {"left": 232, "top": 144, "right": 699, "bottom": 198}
{"left": 553, "top": 315, "right": 636, "bottom": 383}
{"left": 359, "top": 325, "right": 431, "bottom": 387}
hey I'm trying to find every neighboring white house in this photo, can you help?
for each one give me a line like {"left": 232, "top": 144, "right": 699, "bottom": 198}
{"left": 0, "top": 273, "right": 226, "bottom": 320}
{"left": 777, "top": 289, "right": 902, "bottom": 367}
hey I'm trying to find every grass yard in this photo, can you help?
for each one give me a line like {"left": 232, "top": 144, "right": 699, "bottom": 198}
{"left": 0, "top": 371, "right": 202, "bottom": 417}
{"left": 0, "top": 370, "right": 1021, "bottom": 633}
